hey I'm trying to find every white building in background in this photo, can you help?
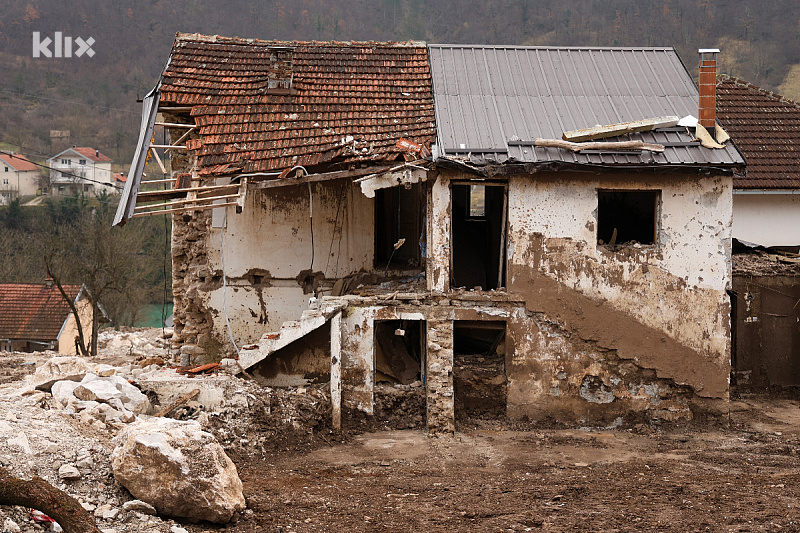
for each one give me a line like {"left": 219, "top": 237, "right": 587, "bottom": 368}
{"left": 0, "top": 152, "right": 41, "bottom": 203}
{"left": 48, "top": 147, "right": 115, "bottom": 196}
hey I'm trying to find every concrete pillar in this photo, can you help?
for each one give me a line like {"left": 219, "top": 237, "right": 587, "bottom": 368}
{"left": 330, "top": 311, "right": 342, "bottom": 430}
{"left": 426, "top": 317, "right": 455, "bottom": 434}
{"left": 427, "top": 174, "right": 451, "bottom": 293}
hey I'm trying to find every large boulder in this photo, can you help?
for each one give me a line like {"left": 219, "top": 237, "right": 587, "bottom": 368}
{"left": 110, "top": 418, "right": 245, "bottom": 524}
{"left": 31, "top": 357, "right": 93, "bottom": 391}
{"left": 73, "top": 374, "right": 150, "bottom": 415}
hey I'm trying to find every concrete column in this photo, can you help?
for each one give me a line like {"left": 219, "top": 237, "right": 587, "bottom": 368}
{"left": 427, "top": 174, "right": 451, "bottom": 292}
{"left": 330, "top": 311, "right": 342, "bottom": 430}
{"left": 426, "top": 317, "right": 454, "bottom": 433}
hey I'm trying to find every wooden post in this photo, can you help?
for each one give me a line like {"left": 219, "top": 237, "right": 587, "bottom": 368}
{"left": 330, "top": 311, "right": 342, "bottom": 431}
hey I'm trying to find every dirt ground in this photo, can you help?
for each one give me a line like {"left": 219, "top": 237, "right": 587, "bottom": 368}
{"left": 202, "top": 395, "right": 800, "bottom": 533}
{"left": 3, "top": 341, "right": 800, "bottom": 532}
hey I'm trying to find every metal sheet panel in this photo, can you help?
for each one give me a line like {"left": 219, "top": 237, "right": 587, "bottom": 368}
{"left": 429, "top": 45, "right": 744, "bottom": 168}
{"left": 113, "top": 85, "right": 159, "bottom": 226}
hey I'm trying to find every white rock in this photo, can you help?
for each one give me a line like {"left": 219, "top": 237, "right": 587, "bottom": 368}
{"left": 94, "top": 504, "right": 113, "bottom": 518}
{"left": 102, "top": 508, "right": 120, "bottom": 520}
{"left": 58, "top": 464, "right": 82, "bottom": 480}
{"left": 51, "top": 381, "right": 80, "bottom": 408}
{"left": 170, "top": 526, "right": 188, "bottom": 533}
{"left": 76, "top": 455, "right": 94, "bottom": 470}
{"left": 31, "top": 356, "right": 93, "bottom": 391}
{"left": 7, "top": 431, "right": 32, "bottom": 455}
{"left": 111, "top": 418, "right": 245, "bottom": 524}
{"left": 73, "top": 374, "right": 150, "bottom": 415}
{"left": 2, "top": 517, "right": 21, "bottom": 532}
{"left": 81, "top": 502, "right": 97, "bottom": 512}
{"left": 94, "top": 364, "right": 117, "bottom": 377}
{"left": 122, "top": 500, "right": 157, "bottom": 515}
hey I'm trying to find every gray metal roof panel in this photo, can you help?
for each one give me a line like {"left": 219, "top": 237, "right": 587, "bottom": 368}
{"left": 429, "top": 45, "right": 744, "bottom": 168}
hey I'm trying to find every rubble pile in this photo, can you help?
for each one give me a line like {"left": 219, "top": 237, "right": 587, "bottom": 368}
{"left": 0, "top": 327, "right": 335, "bottom": 532}
{"left": 373, "top": 382, "right": 426, "bottom": 429}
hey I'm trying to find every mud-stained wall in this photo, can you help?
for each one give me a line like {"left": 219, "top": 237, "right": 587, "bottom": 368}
{"left": 427, "top": 173, "right": 450, "bottom": 292}
{"left": 484, "top": 170, "right": 734, "bottom": 400}
{"left": 201, "top": 180, "right": 375, "bottom": 349}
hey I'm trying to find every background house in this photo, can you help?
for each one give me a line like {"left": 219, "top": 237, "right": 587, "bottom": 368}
{"left": 0, "top": 152, "right": 40, "bottom": 203}
{"left": 117, "top": 37, "right": 743, "bottom": 430}
{"left": 48, "top": 147, "right": 114, "bottom": 196}
{"left": 0, "top": 281, "right": 94, "bottom": 354}
{"left": 716, "top": 77, "right": 800, "bottom": 388}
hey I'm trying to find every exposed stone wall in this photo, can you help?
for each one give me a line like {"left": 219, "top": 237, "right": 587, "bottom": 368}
{"left": 167, "top": 115, "right": 223, "bottom": 363}
{"left": 425, "top": 314, "right": 454, "bottom": 434}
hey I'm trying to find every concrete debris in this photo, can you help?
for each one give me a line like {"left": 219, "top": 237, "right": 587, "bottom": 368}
{"left": 58, "top": 463, "right": 82, "bottom": 480}
{"left": 31, "top": 356, "right": 94, "bottom": 391}
{"left": 121, "top": 499, "right": 157, "bottom": 515}
{"left": 111, "top": 418, "right": 246, "bottom": 524}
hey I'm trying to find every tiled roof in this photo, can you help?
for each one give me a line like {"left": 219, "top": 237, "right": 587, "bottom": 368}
{"left": 429, "top": 45, "right": 743, "bottom": 169}
{"left": 716, "top": 77, "right": 800, "bottom": 189}
{"left": 70, "top": 147, "right": 112, "bottom": 163}
{"left": 0, "top": 153, "right": 38, "bottom": 172}
{"left": 160, "top": 33, "right": 436, "bottom": 176}
{"left": 0, "top": 283, "right": 81, "bottom": 342}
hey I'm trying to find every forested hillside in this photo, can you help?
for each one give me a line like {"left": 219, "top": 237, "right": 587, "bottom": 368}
{"left": 0, "top": 0, "right": 797, "bottom": 163}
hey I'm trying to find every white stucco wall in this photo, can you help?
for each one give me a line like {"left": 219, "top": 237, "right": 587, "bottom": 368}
{"left": 732, "top": 192, "right": 800, "bottom": 247}
{"left": 204, "top": 180, "right": 375, "bottom": 344}
{"left": 505, "top": 171, "right": 733, "bottom": 361}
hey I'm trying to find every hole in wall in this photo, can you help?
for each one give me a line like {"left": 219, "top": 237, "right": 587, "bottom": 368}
{"left": 453, "top": 320, "right": 507, "bottom": 420}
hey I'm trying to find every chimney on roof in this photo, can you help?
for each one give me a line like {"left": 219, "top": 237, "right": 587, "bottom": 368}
{"left": 95, "top": 149, "right": 99, "bottom": 158}
{"left": 698, "top": 49, "right": 720, "bottom": 131}
{"left": 44, "top": 277, "right": 54, "bottom": 288}
{"left": 266, "top": 47, "right": 294, "bottom": 94}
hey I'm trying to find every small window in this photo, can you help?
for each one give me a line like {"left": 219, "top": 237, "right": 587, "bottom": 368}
{"left": 597, "top": 190, "right": 659, "bottom": 246}
{"left": 61, "top": 158, "right": 70, "bottom": 165}
{"left": 2, "top": 179, "right": 8, "bottom": 185}
{"left": 3, "top": 167, "right": 7, "bottom": 172}
{"left": 79, "top": 159, "right": 86, "bottom": 165}
{"left": 468, "top": 185, "right": 486, "bottom": 218}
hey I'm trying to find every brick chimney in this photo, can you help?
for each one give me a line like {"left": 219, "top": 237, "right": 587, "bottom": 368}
{"left": 698, "top": 49, "right": 720, "bottom": 130}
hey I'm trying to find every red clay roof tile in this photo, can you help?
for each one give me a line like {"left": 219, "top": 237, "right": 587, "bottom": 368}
{"left": 0, "top": 283, "right": 81, "bottom": 342}
{"left": 717, "top": 77, "right": 800, "bottom": 189}
{"left": 0, "top": 153, "right": 38, "bottom": 172}
{"left": 160, "top": 34, "right": 436, "bottom": 176}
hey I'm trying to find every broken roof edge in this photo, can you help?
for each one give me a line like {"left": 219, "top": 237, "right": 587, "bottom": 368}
{"left": 434, "top": 156, "right": 743, "bottom": 178}
{"left": 174, "top": 32, "right": 427, "bottom": 48}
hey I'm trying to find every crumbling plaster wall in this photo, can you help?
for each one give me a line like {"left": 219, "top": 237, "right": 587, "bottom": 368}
{"left": 174, "top": 178, "right": 376, "bottom": 355}
{"left": 500, "top": 170, "right": 733, "bottom": 399}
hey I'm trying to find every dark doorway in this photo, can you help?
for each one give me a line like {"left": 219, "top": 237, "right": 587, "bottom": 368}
{"left": 375, "top": 183, "right": 424, "bottom": 270}
{"left": 451, "top": 183, "right": 507, "bottom": 289}
{"left": 453, "top": 320, "right": 507, "bottom": 421}
{"left": 373, "top": 320, "right": 426, "bottom": 428}
{"left": 597, "top": 190, "right": 659, "bottom": 246}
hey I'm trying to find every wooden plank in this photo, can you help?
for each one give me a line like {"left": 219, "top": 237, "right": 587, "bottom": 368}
{"left": 138, "top": 184, "right": 237, "bottom": 199}
{"left": 154, "top": 389, "right": 200, "bottom": 418}
{"left": 134, "top": 192, "right": 240, "bottom": 212}
{"left": 130, "top": 201, "right": 239, "bottom": 218}
{"left": 155, "top": 122, "right": 195, "bottom": 128}
{"left": 250, "top": 166, "right": 390, "bottom": 190}
{"left": 562, "top": 116, "right": 680, "bottom": 142}
{"left": 535, "top": 138, "right": 665, "bottom": 153}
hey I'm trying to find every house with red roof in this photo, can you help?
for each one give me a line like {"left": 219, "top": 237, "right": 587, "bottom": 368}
{"left": 0, "top": 281, "right": 94, "bottom": 354}
{"left": 717, "top": 76, "right": 800, "bottom": 249}
{"left": 0, "top": 152, "right": 41, "bottom": 203}
{"left": 47, "top": 147, "right": 115, "bottom": 196}
{"left": 114, "top": 36, "right": 745, "bottom": 430}
{"left": 716, "top": 77, "right": 800, "bottom": 389}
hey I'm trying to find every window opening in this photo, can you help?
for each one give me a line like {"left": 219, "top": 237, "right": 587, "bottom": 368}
{"left": 597, "top": 190, "right": 659, "bottom": 246}
{"left": 374, "top": 182, "right": 424, "bottom": 270}
{"left": 373, "top": 320, "right": 426, "bottom": 428}
{"left": 451, "top": 183, "right": 507, "bottom": 290}
{"left": 453, "top": 320, "right": 507, "bottom": 421}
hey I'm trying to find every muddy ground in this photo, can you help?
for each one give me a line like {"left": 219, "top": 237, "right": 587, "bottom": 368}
{"left": 204, "top": 395, "right": 800, "bottom": 533}
{"left": 3, "top": 340, "right": 800, "bottom": 532}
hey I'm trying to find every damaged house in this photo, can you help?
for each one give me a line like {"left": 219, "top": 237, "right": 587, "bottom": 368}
{"left": 716, "top": 76, "right": 800, "bottom": 388}
{"left": 116, "top": 35, "right": 743, "bottom": 431}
